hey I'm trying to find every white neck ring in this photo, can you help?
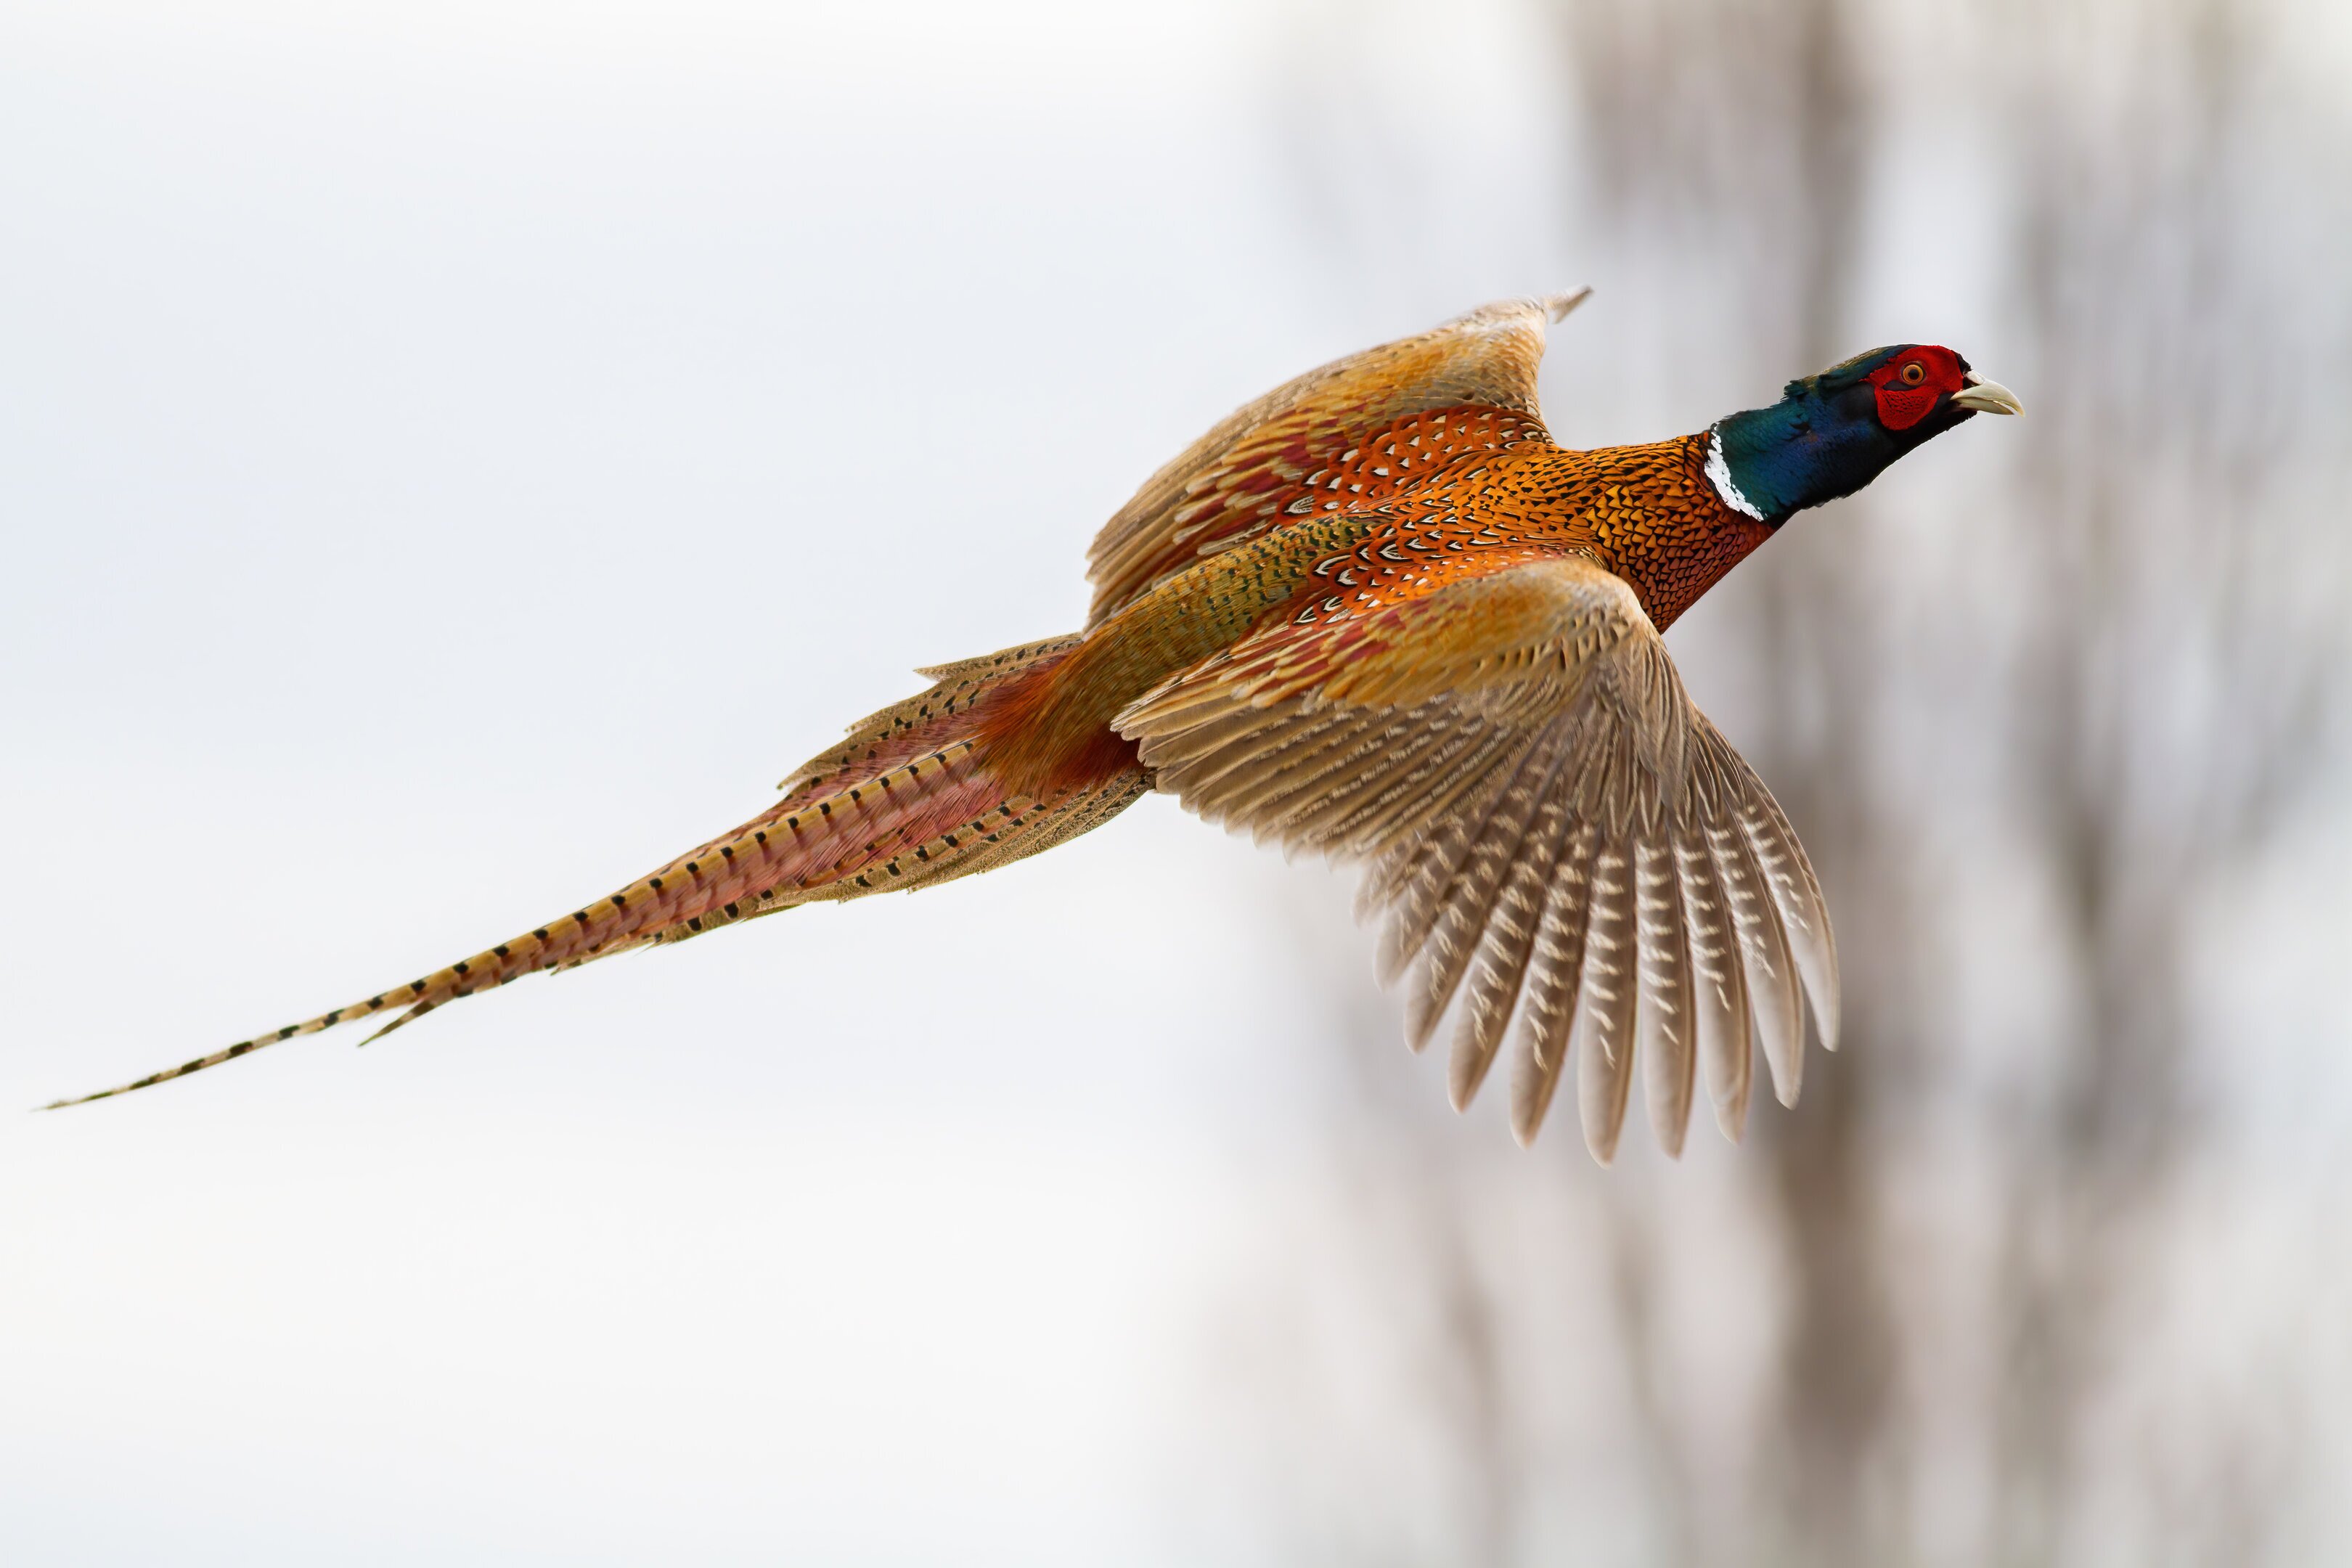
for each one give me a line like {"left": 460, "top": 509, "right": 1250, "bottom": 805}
{"left": 1704, "top": 425, "right": 1768, "bottom": 522}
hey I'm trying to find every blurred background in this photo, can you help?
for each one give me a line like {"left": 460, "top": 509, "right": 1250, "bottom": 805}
{"left": 5, "top": 1, "right": 2351, "bottom": 1563}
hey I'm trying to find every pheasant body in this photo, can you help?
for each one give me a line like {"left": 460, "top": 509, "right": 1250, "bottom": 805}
{"left": 55, "top": 293, "right": 2019, "bottom": 1161}
{"left": 997, "top": 429, "right": 1767, "bottom": 795}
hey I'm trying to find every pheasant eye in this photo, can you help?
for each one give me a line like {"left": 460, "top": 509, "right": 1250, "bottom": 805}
{"left": 1900, "top": 361, "right": 1926, "bottom": 385}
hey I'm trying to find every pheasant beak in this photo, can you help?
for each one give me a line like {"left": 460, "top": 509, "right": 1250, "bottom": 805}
{"left": 1951, "top": 370, "right": 2024, "bottom": 416}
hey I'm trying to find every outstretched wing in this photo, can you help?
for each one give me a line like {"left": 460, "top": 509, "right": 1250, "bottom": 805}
{"left": 1084, "top": 290, "right": 1589, "bottom": 627}
{"left": 1115, "top": 552, "right": 1838, "bottom": 1163}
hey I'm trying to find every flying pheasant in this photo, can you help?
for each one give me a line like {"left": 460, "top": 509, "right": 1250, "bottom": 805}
{"left": 49, "top": 292, "right": 2020, "bottom": 1160}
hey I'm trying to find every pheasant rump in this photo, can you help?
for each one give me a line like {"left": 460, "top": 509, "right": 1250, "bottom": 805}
{"left": 52, "top": 291, "right": 2020, "bottom": 1161}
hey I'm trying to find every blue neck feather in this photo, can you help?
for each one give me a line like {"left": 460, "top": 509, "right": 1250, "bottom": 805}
{"left": 1710, "top": 359, "right": 1922, "bottom": 527}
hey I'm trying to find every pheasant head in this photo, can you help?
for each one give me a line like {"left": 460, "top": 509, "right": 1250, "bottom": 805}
{"left": 1706, "top": 344, "right": 2022, "bottom": 526}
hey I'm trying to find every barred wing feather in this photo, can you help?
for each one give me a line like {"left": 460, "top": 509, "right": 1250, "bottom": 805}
{"left": 1115, "top": 553, "right": 1837, "bottom": 1161}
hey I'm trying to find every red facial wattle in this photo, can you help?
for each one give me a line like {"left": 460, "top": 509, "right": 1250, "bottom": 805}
{"left": 1866, "top": 345, "right": 1967, "bottom": 431}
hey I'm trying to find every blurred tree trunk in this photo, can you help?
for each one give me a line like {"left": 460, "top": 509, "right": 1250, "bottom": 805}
{"left": 1561, "top": 2, "right": 1906, "bottom": 1560}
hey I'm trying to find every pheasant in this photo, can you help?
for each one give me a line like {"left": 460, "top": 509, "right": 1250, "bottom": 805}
{"left": 49, "top": 292, "right": 2020, "bottom": 1161}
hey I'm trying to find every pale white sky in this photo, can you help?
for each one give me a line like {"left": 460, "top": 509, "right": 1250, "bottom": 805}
{"left": 0, "top": 4, "right": 1577, "bottom": 1561}
{"left": 7, "top": 3, "right": 2350, "bottom": 1564}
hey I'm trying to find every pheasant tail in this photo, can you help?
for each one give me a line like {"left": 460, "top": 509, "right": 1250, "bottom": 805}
{"left": 48, "top": 636, "right": 1146, "bottom": 1108}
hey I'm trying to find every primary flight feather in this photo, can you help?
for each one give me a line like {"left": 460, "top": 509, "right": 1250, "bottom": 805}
{"left": 50, "top": 292, "right": 2020, "bottom": 1161}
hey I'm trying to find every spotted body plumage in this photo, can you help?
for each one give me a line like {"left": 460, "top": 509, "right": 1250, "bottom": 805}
{"left": 53, "top": 292, "right": 2020, "bottom": 1161}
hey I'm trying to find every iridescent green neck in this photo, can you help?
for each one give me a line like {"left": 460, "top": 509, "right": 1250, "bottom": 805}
{"left": 1708, "top": 393, "right": 1908, "bottom": 526}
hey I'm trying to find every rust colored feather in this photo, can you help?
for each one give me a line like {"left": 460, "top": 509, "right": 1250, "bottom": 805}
{"left": 52, "top": 289, "right": 1907, "bottom": 1169}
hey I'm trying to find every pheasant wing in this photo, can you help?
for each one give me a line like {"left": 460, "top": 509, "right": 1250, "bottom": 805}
{"left": 1084, "top": 292, "right": 1588, "bottom": 626}
{"left": 1114, "top": 553, "right": 1839, "bottom": 1161}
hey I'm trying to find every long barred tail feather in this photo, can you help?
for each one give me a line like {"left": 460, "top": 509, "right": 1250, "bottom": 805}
{"left": 45, "top": 634, "right": 1144, "bottom": 1110}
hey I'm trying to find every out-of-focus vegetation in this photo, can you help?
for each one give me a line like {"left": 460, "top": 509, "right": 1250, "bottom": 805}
{"left": 1205, "top": 4, "right": 2352, "bottom": 1563}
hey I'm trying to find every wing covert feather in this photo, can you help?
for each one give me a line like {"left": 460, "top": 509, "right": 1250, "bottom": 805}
{"left": 1085, "top": 292, "right": 1588, "bottom": 626}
